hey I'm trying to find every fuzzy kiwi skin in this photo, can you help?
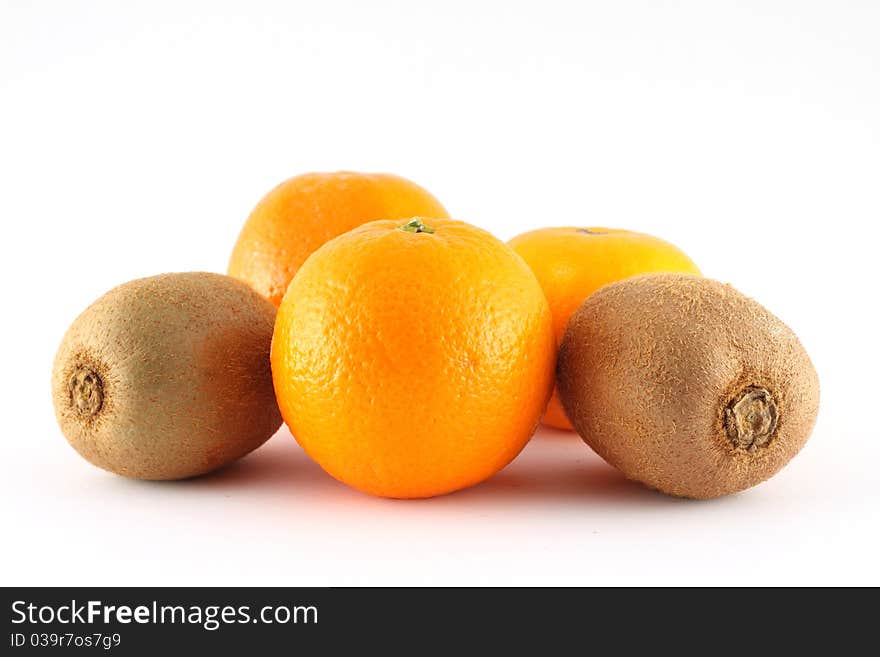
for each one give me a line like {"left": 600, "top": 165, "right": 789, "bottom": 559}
{"left": 557, "top": 273, "right": 819, "bottom": 499}
{"left": 52, "top": 272, "right": 282, "bottom": 480}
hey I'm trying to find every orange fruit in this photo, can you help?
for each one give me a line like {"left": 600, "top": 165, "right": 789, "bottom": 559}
{"left": 272, "top": 217, "right": 556, "bottom": 499}
{"left": 509, "top": 227, "right": 700, "bottom": 431}
{"left": 229, "top": 171, "right": 448, "bottom": 306}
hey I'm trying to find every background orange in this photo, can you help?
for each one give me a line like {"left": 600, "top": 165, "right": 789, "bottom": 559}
{"left": 509, "top": 227, "right": 700, "bottom": 430}
{"left": 228, "top": 171, "right": 448, "bottom": 306}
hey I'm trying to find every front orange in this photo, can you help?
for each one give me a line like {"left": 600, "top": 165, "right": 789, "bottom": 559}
{"left": 509, "top": 227, "right": 700, "bottom": 430}
{"left": 229, "top": 171, "right": 448, "bottom": 306}
{"left": 272, "top": 218, "right": 556, "bottom": 499}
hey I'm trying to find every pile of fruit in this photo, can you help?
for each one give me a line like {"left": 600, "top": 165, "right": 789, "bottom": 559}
{"left": 52, "top": 172, "right": 819, "bottom": 500}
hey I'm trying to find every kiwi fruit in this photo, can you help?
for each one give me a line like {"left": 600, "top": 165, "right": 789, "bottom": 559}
{"left": 52, "top": 272, "right": 282, "bottom": 480}
{"left": 557, "top": 273, "right": 819, "bottom": 499}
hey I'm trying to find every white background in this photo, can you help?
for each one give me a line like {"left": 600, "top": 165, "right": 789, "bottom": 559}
{"left": 2, "top": 0, "right": 878, "bottom": 586}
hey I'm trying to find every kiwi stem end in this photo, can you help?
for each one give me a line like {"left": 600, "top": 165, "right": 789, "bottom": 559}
{"left": 724, "top": 386, "right": 778, "bottom": 453}
{"left": 68, "top": 365, "right": 104, "bottom": 418}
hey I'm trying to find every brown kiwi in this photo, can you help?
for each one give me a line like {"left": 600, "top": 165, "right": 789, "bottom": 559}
{"left": 557, "top": 273, "right": 819, "bottom": 499}
{"left": 52, "top": 272, "right": 282, "bottom": 480}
